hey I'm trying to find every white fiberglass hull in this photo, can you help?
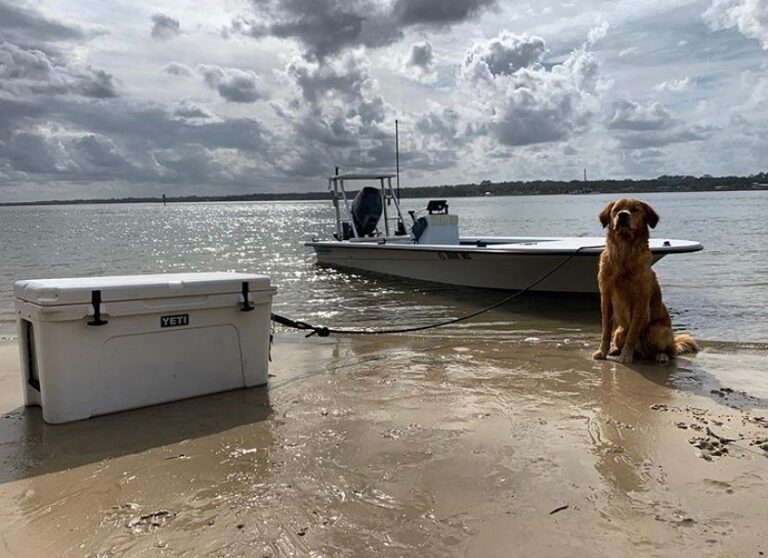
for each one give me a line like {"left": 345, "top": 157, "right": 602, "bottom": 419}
{"left": 306, "top": 236, "right": 702, "bottom": 293}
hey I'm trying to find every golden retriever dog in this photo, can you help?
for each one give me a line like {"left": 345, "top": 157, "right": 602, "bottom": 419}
{"left": 592, "top": 199, "right": 699, "bottom": 364}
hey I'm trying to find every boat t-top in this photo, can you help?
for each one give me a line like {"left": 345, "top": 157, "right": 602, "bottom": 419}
{"left": 305, "top": 173, "right": 702, "bottom": 293}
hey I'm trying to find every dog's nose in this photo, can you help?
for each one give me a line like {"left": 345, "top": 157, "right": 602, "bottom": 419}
{"left": 617, "top": 211, "right": 630, "bottom": 225}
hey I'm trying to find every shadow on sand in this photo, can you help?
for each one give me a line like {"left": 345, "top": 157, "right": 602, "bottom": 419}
{"left": 620, "top": 352, "right": 768, "bottom": 412}
{"left": 0, "top": 386, "right": 271, "bottom": 485}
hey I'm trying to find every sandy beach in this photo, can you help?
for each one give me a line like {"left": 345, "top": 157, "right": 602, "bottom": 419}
{"left": 0, "top": 332, "right": 766, "bottom": 557}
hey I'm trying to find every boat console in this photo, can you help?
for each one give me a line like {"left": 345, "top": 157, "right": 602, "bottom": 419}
{"left": 410, "top": 200, "right": 459, "bottom": 245}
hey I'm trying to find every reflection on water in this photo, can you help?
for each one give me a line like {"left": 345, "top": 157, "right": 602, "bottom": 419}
{"left": 1, "top": 191, "right": 766, "bottom": 341}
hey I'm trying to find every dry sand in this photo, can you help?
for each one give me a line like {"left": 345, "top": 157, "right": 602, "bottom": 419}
{"left": 0, "top": 333, "right": 767, "bottom": 557}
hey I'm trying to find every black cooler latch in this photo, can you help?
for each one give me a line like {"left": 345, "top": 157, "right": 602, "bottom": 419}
{"left": 87, "top": 290, "right": 108, "bottom": 326}
{"left": 241, "top": 281, "right": 254, "bottom": 312}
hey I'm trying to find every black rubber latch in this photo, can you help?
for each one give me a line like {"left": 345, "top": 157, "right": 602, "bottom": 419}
{"left": 86, "top": 290, "right": 108, "bottom": 326}
{"left": 241, "top": 281, "right": 254, "bottom": 312}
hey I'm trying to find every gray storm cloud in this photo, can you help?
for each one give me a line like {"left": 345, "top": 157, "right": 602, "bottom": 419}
{"left": 607, "top": 99, "right": 715, "bottom": 149}
{"left": 172, "top": 101, "right": 214, "bottom": 120}
{"left": 0, "top": 1, "right": 277, "bottom": 191}
{"left": 231, "top": 0, "right": 497, "bottom": 60}
{"left": 402, "top": 40, "right": 436, "bottom": 83}
{"left": 462, "top": 32, "right": 546, "bottom": 80}
{"left": 197, "top": 65, "right": 265, "bottom": 103}
{"left": 0, "top": 9, "right": 117, "bottom": 99}
{"left": 275, "top": 54, "right": 394, "bottom": 176}
{"left": 607, "top": 100, "right": 676, "bottom": 131}
{"left": 1, "top": 98, "right": 277, "bottom": 186}
{"left": 390, "top": 0, "right": 496, "bottom": 25}
{"left": 150, "top": 14, "right": 181, "bottom": 40}
{"left": 406, "top": 41, "right": 434, "bottom": 70}
{"left": 0, "top": 0, "right": 85, "bottom": 45}
{"left": 161, "top": 62, "right": 193, "bottom": 76}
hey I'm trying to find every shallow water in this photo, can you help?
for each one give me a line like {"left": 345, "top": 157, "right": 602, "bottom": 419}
{"left": 0, "top": 191, "right": 767, "bottom": 557}
{"left": 0, "top": 191, "right": 766, "bottom": 342}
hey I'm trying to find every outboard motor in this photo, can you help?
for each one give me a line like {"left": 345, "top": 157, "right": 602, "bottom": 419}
{"left": 349, "top": 187, "right": 382, "bottom": 237}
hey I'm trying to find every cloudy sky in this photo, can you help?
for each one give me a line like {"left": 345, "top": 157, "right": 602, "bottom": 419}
{"left": 0, "top": 0, "right": 766, "bottom": 201}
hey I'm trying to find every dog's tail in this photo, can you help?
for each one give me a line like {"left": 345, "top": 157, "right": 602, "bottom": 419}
{"left": 675, "top": 334, "right": 700, "bottom": 355}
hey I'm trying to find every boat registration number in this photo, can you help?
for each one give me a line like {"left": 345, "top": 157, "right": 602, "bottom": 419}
{"left": 437, "top": 251, "right": 472, "bottom": 261}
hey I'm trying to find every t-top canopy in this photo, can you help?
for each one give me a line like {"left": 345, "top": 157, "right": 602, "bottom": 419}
{"left": 329, "top": 173, "right": 396, "bottom": 181}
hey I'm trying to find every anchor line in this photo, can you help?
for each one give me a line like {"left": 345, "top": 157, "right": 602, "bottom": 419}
{"left": 271, "top": 245, "right": 604, "bottom": 337}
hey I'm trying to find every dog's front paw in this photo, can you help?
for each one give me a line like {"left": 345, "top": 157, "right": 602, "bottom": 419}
{"left": 608, "top": 346, "right": 621, "bottom": 356}
{"left": 592, "top": 349, "right": 607, "bottom": 360}
{"left": 618, "top": 352, "right": 634, "bottom": 364}
{"left": 655, "top": 353, "right": 670, "bottom": 364}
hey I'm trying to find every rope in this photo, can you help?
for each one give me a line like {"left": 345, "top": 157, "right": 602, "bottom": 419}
{"left": 1, "top": 246, "right": 602, "bottom": 337}
{"left": 271, "top": 245, "right": 602, "bottom": 337}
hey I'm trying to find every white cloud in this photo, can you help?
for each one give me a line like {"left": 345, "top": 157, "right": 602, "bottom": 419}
{"left": 586, "top": 21, "right": 610, "bottom": 46}
{"left": 703, "top": 0, "right": 768, "bottom": 49}
{"left": 654, "top": 76, "right": 692, "bottom": 92}
{"left": 459, "top": 32, "right": 601, "bottom": 147}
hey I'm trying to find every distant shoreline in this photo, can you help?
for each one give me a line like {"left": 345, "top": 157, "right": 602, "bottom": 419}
{"left": 1, "top": 175, "right": 766, "bottom": 207}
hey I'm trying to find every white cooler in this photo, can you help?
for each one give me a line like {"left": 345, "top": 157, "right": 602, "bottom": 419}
{"left": 14, "top": 272, "right": 276, "bottom": 424}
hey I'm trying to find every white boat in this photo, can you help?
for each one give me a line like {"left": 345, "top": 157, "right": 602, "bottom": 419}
{"left": 306, "top": 173, "right": 702, "bottom": 293}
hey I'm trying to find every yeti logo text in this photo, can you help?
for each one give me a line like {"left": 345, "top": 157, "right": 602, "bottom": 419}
{"left": 160, "top": 314, "right": 189, "bottom": 328}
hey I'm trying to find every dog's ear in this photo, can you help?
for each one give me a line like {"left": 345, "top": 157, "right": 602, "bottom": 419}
{"left": 640, "top": 202, "right": 659, "bottom": 229}
{"left": 598, "top": 202, "right": 614, "bottom": 228}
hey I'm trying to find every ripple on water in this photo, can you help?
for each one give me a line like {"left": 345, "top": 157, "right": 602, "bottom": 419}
{"left": 0, "top": 192, "right": 766, "bottom": 342}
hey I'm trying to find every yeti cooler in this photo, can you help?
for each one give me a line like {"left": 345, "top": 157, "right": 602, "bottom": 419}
{"left": 14, "top": 272, "right": 276, "bottom": 424}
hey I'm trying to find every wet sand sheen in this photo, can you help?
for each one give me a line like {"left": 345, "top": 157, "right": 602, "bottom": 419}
{"left": 0, "top": 335, "right": 766, "bottom": 557}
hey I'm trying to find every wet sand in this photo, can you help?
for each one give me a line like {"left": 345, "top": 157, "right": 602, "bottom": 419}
{"left": 0, "top": 334, "right": 767, "bottom": 557}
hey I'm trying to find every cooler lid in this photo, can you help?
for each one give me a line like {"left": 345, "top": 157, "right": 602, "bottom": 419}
{"left": 14, "top": 272, "right": 273, "bottom": 306}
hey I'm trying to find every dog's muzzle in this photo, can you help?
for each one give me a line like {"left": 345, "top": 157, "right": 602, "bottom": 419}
{"left": 616, "top": 211, "right": 630, "bottom": 227}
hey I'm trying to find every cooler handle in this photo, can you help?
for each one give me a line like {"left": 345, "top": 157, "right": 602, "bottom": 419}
{"left": 87, "top": 290, "right": 109, "bottom": 326}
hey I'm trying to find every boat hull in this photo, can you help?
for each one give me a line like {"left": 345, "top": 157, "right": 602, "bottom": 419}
{"left": 309, "top": 243, "right": 644, "bottom": 293}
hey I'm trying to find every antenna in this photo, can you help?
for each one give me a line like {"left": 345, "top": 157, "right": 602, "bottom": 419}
{"left": 395, "top": 119, "right": 400, "bottom": 200}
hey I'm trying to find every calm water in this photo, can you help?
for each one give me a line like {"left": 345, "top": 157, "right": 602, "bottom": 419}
{"left": 1, "top": 191, "right": 766, "bottom": 342}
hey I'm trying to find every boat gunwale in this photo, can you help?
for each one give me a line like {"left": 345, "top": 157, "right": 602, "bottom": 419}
{"left": 304, "top": 239, "right": 703, "bottom": 256}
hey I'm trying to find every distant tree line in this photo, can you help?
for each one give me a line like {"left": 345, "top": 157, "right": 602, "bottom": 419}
{"left": 399, "top": 173, "right": 768, "bottom": 199}
{"left": 2, "top": 173, "right": 766, "bottom": 206}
